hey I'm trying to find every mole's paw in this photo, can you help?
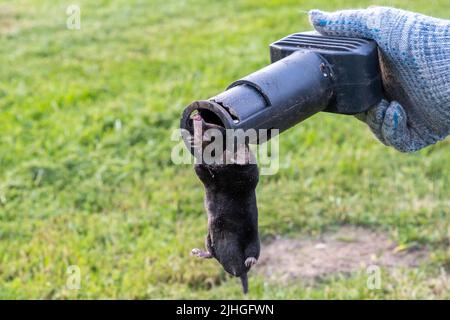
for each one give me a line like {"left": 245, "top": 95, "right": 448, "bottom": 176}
{"left": 245, "top": 257, "right": 258, "bottom": 267}
{"left": 191, "top": 248, "right": 212, "bottom": 259}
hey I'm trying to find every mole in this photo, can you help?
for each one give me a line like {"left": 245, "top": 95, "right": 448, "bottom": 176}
{"left": 189, "top": 114, "right": 260, "bottom": 294}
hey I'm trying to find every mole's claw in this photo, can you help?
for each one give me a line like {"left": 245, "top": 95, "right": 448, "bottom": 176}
{"left": 245, "top": 257, "right": 257, "bottom": 267}
{"left": 191, "top": 248, "right": 212, "bottom": 259}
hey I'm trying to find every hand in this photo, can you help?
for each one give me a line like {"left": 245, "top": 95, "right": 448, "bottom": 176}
{"left": 309, "top": 7, "right": 450, "bottom": 152}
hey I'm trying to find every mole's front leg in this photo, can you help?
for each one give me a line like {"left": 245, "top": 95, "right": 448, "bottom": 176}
{"left": 191, "top": 248, "right": 212, "bottom": 259}
{"left": 191, "top": 233, "right": 213, "bottom": 259}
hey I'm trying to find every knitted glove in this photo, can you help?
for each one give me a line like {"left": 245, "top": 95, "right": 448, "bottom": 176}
{"left": 309, "top": 7, "right": 450, "bottom": 152}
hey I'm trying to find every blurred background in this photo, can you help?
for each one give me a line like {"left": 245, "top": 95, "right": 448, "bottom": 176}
{"left": 0, "top": 0, "right": 448, "bottom": 299}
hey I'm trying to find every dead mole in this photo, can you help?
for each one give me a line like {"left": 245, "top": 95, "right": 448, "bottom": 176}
{"left": 189, "top": 114, "right": 260, "bottom": 294}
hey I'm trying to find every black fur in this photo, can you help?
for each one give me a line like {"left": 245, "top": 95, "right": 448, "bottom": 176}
{"left": 189, "top": 114, "right": 260, "bottom": 294}
{"left": 194, "top": 163, "right": 260, "bottom": 294}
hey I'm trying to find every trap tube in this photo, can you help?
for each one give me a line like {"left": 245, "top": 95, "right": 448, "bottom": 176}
{"left": 181, "top": 50, "right": 333, "bottom": 146}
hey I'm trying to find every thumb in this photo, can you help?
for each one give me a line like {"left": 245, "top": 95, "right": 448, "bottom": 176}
{"left": 308, "top": 7, "right": 388, "bottom": 39}
{"left": 380, "top": 101, "right": 431, "bottom": 153}
{"left": 361, "top": 100, "right": 430, "bottom": 152}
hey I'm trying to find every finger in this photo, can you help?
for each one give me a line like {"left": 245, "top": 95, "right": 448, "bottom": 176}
{"left": 381, "top": 101, "right": 429, "bottom": 152}
{"left": 358, "top": 100, "right": 391, "bottom": 145}
{"left": 308, "top": 7, "right": 388, "bottom": 39}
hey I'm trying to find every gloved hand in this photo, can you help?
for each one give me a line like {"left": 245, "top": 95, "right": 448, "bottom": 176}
{"left": 309, "top": 7, "right": 450, "bottom": 152}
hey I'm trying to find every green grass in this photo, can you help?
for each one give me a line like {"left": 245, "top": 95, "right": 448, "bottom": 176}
{"left": 0, "top": 0, "right": 449, "bottom": 299}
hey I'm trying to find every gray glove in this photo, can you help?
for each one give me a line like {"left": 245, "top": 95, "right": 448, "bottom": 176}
{"left": 309, "top": 7, "right": 450, "bottom": 152}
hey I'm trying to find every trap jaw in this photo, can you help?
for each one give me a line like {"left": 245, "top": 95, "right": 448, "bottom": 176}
{"left": 181, "top": 32, "right": 383, "bottom": 149}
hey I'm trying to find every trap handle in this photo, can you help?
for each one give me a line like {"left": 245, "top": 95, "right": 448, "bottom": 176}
{"left": 180, "top": 32, "right": 383, "bottom": 146}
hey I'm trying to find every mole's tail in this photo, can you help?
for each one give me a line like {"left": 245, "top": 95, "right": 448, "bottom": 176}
{"left": 240, "top": 273, "right": 248, "bottom": 294}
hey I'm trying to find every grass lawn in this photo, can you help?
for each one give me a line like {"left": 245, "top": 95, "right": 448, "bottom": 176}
{"left": 0, "top": 0, "right": 449, "bottom": 299}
